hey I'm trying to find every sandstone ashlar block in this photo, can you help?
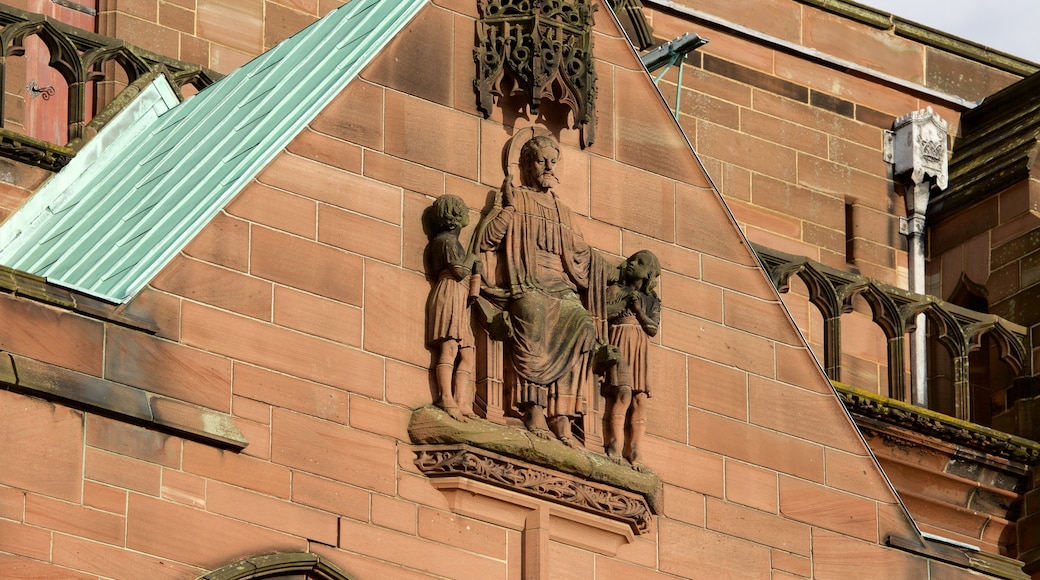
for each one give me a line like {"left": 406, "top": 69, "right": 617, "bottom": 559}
{"left": 161, "top": 468, "right": 206, "bottom": 508}
{"left": 698, "top": 119, "right": 798, "bottom": 184}
{"left": 644, "top": 436, "right": 724, "bottom": 497}
{"left": 0, "top": 519, "right": 52, "bottom": 562}
{"left": 105, "top": 322, "right": 235, "bottom": 411}
{"left": 85, "top": 413, "right": 181, "bottom": 468}
{"left": 590, "top": 156, "right": 676, "bottom": 242}
{"left": 311, "top": 79, "right": 384, "bottom": 150}
{"left": 691, "top": 408, "right": 825, "bottom": 483}
{"left": 725, "top": 459, "right": 779, "bottom": 513}
{"left": 371, "top": 493, "right": 418, "bottom": 534}
{"left": 0, "top": 292, "right": 104, "bottom": 376}
{"left": 362, "top": 259, "right": 429, "bottom": 367}
{"left": 339, "top": 517, "right": 508, "bottom": 580}
{"left": 363, "top": 150, "right": 445, "bottom": 199}
{"left": 802, "top": 8, "right": 924, "bottom": 82}
{"left": 126, "top": 493, "right": 307, "bottom": 569}
{"left": 206, "top": 480, "right": 339, "bottom": 545}
{"left": 779, "top": 475, "right": 879, "bottom": 542}
{"left": 689, "top": 355, "right": 748, "bottom": 420}
{"left": 181, "top": 301, "right": 382, "bottom": 396}
{"left": 418, "top": 506, "right": 509, "bottom": 559}
{"left": 197, "top": 0, "right": 262, "bottom": 54}
{"left": 272, "top": 285, "right": 362, "bottom": 347}
{"left": 232, "top": 362, "right": 349, "bottom": 423}
{"left": 810, "top": 528, "right": 927, "bottom": 579}
{"left": 748, "top": 375, "right": 868, "bottom": 454}
{"left": 548, "top": 541, "right": 595, "bottom": 580}
{"left": 52, "top": 533, "right": 200, "bottom": 579}
{"left": 361, "top": 4, "right": 454, "bottom": 108}
{"left": 227, "top": 181, "right": 318, "bottom": 239}
{"left": 85, "top": 447, "right": 161, "bottom": 497}
{"left": 318, "top": 203, "right": 401, "bottom": 264}
{"left": 384, "top": 89, "right": 480, "bottom": 181}
{"left": 0, "top": 390, "right": 84, "bottom": 502}
{"left": 264, "top": 2, "right": 317, "bottom": 48}
{"left": 661, "top": 483, "right": 706, "bottom": 526}
{"left": 290, "top": 471, "right": 370, "bottom": 522}
{"left": 741, "top": 108, "right": 829, "bottom": 158}
{"left": 272, "top": 408, "right": 397, "bottom": 495}
{"left": 663, "top": 310, "right": 776, "bottom": 376}
{"left": 183, "top": 211, "right": 250, "bottom": 272}
{"left": 182, "top": 439, "right": 291, "bottom": 498}
{"left": 82, "top": 480, "right": 127, "bottom": 515}
{"left": 706, "top": 496, "right": 811, "bottom": 555}
{"left": 752, "top": 90, "right": 880, "bottom": 149}
{"left": 26, "top": 492, "right": 126, "bottom": 546}
{"left": 658, "top": 518, "right": 772, "bottom": 579}
{"left": 258, "top": 152, "right": 402, "bottom": 225}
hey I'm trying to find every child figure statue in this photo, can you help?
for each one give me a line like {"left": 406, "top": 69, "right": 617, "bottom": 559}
{"left": 603, "top": 250, "right": 661, "bottom": 471}
{"left": 423, "top": 195, "right": 480, "bottom": 421}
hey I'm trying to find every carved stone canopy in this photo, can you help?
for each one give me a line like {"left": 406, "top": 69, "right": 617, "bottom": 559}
{"left": 474, "top": 0, "right": 598, "bottom": 147}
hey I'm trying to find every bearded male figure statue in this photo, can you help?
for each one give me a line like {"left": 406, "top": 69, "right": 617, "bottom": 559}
{"left": 477, "top": 134, "right": 611, "bottom": 447}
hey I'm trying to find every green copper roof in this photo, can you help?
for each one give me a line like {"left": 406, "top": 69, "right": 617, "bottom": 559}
{"left": 0, "top": 0, "right": 428, "bottom": 303}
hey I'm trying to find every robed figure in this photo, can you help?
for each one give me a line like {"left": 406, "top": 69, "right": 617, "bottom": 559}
{"left": 476, "top": 135, "right": 611, "bottom": 446}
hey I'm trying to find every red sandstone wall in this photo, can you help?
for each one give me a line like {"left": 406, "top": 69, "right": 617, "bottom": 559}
{"left": 0, "top": 2, "right": 991, "bottom": 578}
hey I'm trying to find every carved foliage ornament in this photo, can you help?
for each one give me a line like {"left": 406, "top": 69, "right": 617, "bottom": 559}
{"left": 475, "top": 0, "right": 597, "bottom": 146}
{"left": 415, "top": 446, "right": 653, "bottom": 534}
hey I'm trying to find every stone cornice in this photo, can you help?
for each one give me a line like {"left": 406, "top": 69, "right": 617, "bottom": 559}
{"left": 796, "top": 0, "right": 1039, "bottom": 75}
{"left": 0, "top": 265, "right": 158, "bottom": 332}
{"left": 1, "top": 351, "right": 247, "bottom": 450}
{"left": 834, "top": 382, "right": 1040, "bottom": 464}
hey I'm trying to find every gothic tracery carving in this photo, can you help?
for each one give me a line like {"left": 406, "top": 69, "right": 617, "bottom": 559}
{"left": 474, "top": 0, "right": 597, "bottom": 146}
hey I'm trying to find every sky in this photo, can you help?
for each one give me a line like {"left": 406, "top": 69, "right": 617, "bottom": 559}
{"left": 861, "top": 0, "right": 1040, "bottom": 64}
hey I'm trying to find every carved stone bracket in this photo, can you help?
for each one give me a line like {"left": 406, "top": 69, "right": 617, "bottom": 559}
{"left": 474, "top": 0, "right": 597, "bottom": 146}
{"left": 415, "top": 444, "right": 653, "bottom": 535}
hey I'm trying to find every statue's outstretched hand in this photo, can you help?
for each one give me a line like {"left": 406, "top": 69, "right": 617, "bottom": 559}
{"left": 501, "top": 175, "right": 516, "bottom": 208}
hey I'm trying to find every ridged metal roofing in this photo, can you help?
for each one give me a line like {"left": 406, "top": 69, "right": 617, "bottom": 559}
{"left": 0, "top": 0, "right": 428, "bottom": 303}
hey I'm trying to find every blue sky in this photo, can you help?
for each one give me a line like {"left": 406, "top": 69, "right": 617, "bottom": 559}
{"left": 862, "top": 0, "right": 1040, "bottom": 64}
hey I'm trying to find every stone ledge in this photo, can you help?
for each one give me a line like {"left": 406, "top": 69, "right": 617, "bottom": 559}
{"left": 408, "top": 405, "right": 661, "bottom": 525}
{"left": 1, "top": 351, "right": 247, "bottom": 450}
{"left": 0, "top": 266, "right": 158, "bottom": 332}
{"left": 834, "top": 382, "right": 1040, "bottom": 464}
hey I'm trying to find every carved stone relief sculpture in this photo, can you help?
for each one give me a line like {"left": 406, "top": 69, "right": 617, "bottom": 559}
{"left": 416, "top": 130, "right": 663, "bottom": 531}
{"left": 422, "top": 194, "right": 481, "bottom": 421}
{"left": 600, "top": 250, "right": 661, "bottom": 471}
{"left": 473, "top": 132, "right": 613, "bottom": 447}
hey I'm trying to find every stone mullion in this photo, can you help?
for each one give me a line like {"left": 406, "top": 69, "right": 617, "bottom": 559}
{"left": 952, "top": 352, "right": 971, "bottom": 420}
{"left": 0, "top": 57, "right": 6, "bottom": 128}
{"left": 823, "top": 314, "right": 842, "bottom": 382}
{"left": 67, "top": 77, "right": 85, "bottom": 143}
{"left": 888, "top": 334, "right": 907, "bottom": 402}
